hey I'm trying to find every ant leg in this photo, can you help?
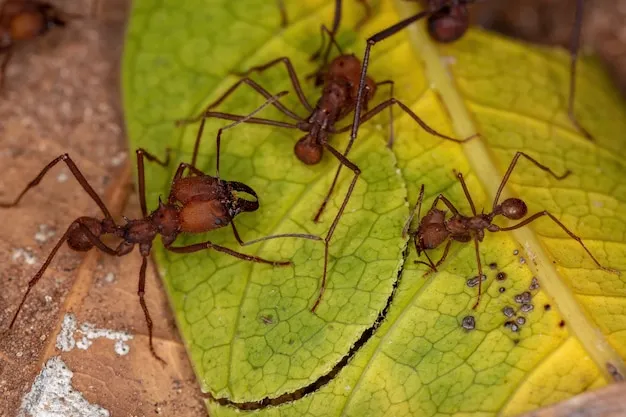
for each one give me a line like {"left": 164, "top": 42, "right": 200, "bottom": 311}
{"left": 431, "top": 194, "right": 461, "bottom": 216}
{"left": 310, "top": 144, "right": 361, "bottom": 312}
{"left": 211, "top": 91, "right": 289, "bottom": 176}
{"left": 422, "top": 240, "right": 452, "bottom": 277}
{"left": 230, "top": 222, "right": 321, "bottom": 246}
{"left": 454, "top": 171, "right": 477, "bottom": 216}
{"left": 277, "top": 0, "right": 288, "bottom": 27}
{"left": 568, "top": 0, "right": 593, "bottom": 141}
{"left": 179, "top": 77, "right": 303, "bottom": 126}
{"left": 355, "top": 0, "right": 371, "bottom": 30}
{"left": 0, "top": 154, "right": 113, "bottom": 219}
{"left": 232, "top": 57, "right": 315, "bottom": 112}
{"left": 471, "top": 237, "right": 484, "bottom": 309}
{"left": 307, "top": 24, "right": 346, "bottom": 83}
{"left": 136, "top": 148, "right": 171, "bottom": 217}
{"left": 180, "top": 112, "right": 302, "bottom": 168}
{"left": 417, "top": 248, "right": 437, "bottom": 271}
{"left": 310, "top": 1, "right": 343, "bottom": 62}
{"left": 433, "top": 240, "right": 452, "bottom": 270}
{"left": 165, "top": 241, "right": 292, "bottom": 266}
{"left": 351, "top": 9, "right": 434, "bottom": 142}
{"left": 498, "top": 211, "right": 620, "bottom": 275}
{"left": 138, "top": 256, "right": 166, "bottom": 364}
{"left": 7, "top": 228, "right": 72, "bottom": 330}
{"left": 335, "top": 98, "right": 476, "bottom": 144}
{"left": 313, "top": 81, "right": 397, "bottom": 222}
{"left": 492, "top": 151, "right": 570, "bottom": 212}
{"left": 403, "top": 184, "right": 425, "bottom": 238}
{"left": 0, "top": 48, "right": 13, "bottom": 91}
{"left": 7, "top": 220, "right": 117, "bottom": 331}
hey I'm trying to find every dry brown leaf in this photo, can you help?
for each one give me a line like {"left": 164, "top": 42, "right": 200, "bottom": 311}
{"left": 0, "top": 1, "right": 204, "bottom": 415}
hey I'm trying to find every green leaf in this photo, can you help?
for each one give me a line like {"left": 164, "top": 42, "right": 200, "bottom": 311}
{"left": 122, "top": 0, "right": 626, "bottom": 416}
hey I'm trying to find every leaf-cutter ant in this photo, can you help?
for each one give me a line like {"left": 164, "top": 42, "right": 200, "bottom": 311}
{"left": 1, "top": 92, "right": 321, "bottom": 362}
{"left": 403, "top": 151, "right": 620, "bottom": 308}
{"left": 0, "top": 0, "right": 92, "bottom": 89}
{"left": 175, "top": 26, "right": 473, "bottom": 312}
{"left": 351, "top": 0, "right": 594, "bottom": 145}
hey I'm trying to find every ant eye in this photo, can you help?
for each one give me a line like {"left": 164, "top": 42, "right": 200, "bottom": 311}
{"left": 215, "top": 218, "right": 223, "bottom": 226}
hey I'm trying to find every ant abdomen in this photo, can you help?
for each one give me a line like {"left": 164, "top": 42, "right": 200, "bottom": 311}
{"left": 294, "top": 137, "right": 323, "bottom": 165}
{"left": 427, "top": 3, "right": 470, "bottom": 44}
{"left": 179, "top": 199, "right": 229, "bottom": 233}
{"left": 67, "top": 217, "right": 102, "bottom": 252}
{"left": 501, "top": 198, "right": 527, "bottom": 220}
{"left": 9, "top": 11, "right": 46, "bottom": 40}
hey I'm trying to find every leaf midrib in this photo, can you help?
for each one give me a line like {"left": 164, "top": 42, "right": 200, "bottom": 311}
{"left": 394, "top": 0, "right": 625, "bottom": 383}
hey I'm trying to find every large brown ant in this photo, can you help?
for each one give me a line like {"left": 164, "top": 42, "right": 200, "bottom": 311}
{"left": 175, "top": 28, "right": 473, "bottom": 312}
{"left": 0, "top": 0, "right": 90, "bottom": 89}
{"left": 403, "top": 151, "right": 620, "bottom": 309}
{"left": 1, "top": 93, "right": 320, "bottom": 362}
{"left": 351, "top": 0, "right": 594, "bottom": 144}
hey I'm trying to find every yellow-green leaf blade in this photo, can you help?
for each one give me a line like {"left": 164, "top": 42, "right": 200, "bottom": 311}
{"left": 123, "top": 0, "right": 626, "bottom": 416}
{"left": 124, "top": 0, "right": 408, "bottom": 403}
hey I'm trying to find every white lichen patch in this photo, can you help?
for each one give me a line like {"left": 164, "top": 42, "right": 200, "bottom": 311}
{"left": 56, "top": 171, "right": 69, "bottom": 183}
{"left": 56, "top": 313, "right": 133, "bottom": 356}
{"left": 34, "top": 224, "right": 56, "bottom": 244}
{"left": 12, "top": 248, "right": 37, "bottom": 265}
{"left": 103, "top": 272, "right": 115, "bottom": 283}
{"left": 18, "top": 356, "right": 110, "bottom": 417}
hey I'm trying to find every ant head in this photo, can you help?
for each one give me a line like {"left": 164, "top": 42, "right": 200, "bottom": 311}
{"left": 294, "top": 136, "right": 323, "bottom": 165}
{"left": 427, "top": 3, "right": 470, "bottom": 43}
{"left": 418, "top": 223, "right": 449, "bottom": 250}
{"left": 151, "top": 198, "right": 180, "bottom": 238}
{"left": 422, "top": 208, "right": 446, "bottom": 226}
{"left": 67, "top": 217, "right": 102, "bottom": 252}
{"left": 227, "top": 181, "right": 260, "bottom": 218}
{"left": 500, "top": 198, "right": 527, "bottom": 220}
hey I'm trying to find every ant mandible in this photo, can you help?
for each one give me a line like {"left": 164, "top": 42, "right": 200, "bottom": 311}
{"left": 403, "top": 151, "right": 620, "bottom": 308}
{"left": 0, "top": 0, "right": 87, "bottom": 89}
{"left": 175, "top": 26, "right": 473, "bottom": 312}
{"left": 1, "top": 92, "right": 321, "bottom": 362}
{"left": 351, "top": 0, "right": 594, "bottom": 144}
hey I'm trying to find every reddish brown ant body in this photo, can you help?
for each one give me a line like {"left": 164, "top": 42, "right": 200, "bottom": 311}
{"left": 403, "top": 151, "right": 620, "bottom": 308}
{"left": 176, "top": 28, "right": 472, "bottom": 312}
{"left": 1, "top": 93, "right": 320, "bottom": 362}
{"left": 422, "top": 0, "right": 470, "bottom": 43}
{"left": 0, "top": 0, "right": 84, "bottom": 89}
{"left": 351, "top": 0, "right": 593, "bottom": 143}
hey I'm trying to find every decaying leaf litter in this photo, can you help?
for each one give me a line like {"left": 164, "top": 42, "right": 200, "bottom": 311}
{"left": 1, "top": 0, "right": 624, "bottom": 414}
